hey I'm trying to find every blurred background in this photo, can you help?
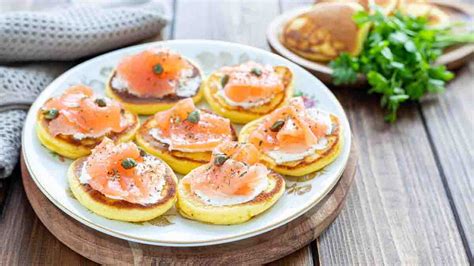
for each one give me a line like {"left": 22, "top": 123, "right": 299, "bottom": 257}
{"left": 0, "top": 0, "right": 155, "bottom": 12}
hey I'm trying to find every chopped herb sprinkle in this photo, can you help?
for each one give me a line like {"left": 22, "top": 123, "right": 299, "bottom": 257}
{"left": 43, "top": 109, "right": 59, "bottom": 120}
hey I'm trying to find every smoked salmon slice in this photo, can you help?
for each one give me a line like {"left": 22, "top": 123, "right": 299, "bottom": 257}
{"left": 42, "top": 85, "right": 127, "bottom": 138}
{"left": 220, "top": 61, "right": 284, "bottom": 104}
{"left": 184, "top": 142, "right": 269, "bottom": 199}
{"left": 216, "top": 141, "right": 260, "bottom": 165}
{"left": 248, "top": 97, "right": 330, "bottom": 154}
{"left": 151, "top": 98, "right": 234, "bottom": 152}
{"left": 116, "top": 48, "right": 193, "bottom": 98}
{"left": 84, "top": 138, "right": 166, "bottom": 204}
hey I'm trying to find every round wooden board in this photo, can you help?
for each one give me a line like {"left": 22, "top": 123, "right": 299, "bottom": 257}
{"left": 267, "top": 0, "right": 474, "bottom": 85}
{"left": 21, "top": 142, "right": 357, "bottom": 265}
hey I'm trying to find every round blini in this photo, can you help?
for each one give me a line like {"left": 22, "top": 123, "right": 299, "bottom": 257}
{"left": 68, "top": 157, "right": 177, "bottom": 222}
{"left": 239, "top": 114, "right": 343, "bottom": 177}
{"left": 177, "top": 167, "right": 285, "bottom": 225}
{"left": 106, "top": 60, "right": 204, "bottom": 115}
{"left": 36, "top": 108, "right": 139, "bottom": 159}
{"left": 135, "top": 112, "right": 237, "bottom": 175}
{"left": 202, "top": 65, "right": 294, "bottom": 124}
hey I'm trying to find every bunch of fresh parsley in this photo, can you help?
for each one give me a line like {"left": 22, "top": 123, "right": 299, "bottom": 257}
{"left": 330, "top": 10, "right": 474, "bottom": 122}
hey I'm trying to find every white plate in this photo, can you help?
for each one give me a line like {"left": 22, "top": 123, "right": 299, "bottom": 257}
{"left": 22, "top": 40, "right": 352, "bottom": 247}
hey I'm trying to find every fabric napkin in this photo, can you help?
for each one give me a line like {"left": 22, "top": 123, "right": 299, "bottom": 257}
{"left": 0, "top": 4, "right": 168, "bottom": 178}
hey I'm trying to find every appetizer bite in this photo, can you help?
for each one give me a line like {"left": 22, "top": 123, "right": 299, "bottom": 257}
{"left": 68, "top": 138, "right": 177, "bottom": 222}
{"left": 239, "top": 97, "right": 342, "bottom": 177}
{"left": 106, "top": 48, "right": 203, "bottom": 115}
{"left": 280, "top": 2, "right": 370, "bottom": 62}
{"left": 177, "top": 142, "right": 285, "bottom": 225}
{"left": 203, "top": 61, "right": 293, "bottom": 124}
{"left": 135, "top": 98, "right": 236, "bottom": 174}
{"left": 36, "top": 85, "right": 139, "bottom": 159}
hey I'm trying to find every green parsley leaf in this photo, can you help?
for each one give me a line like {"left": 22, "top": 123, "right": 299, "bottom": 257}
{"left": 329, "top": 53, "right": 359, "bottom": 85}
{"left": 329, "top": 9, "right": 473, "bottom": 122}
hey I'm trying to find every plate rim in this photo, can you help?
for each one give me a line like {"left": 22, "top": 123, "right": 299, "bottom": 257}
{"left": 22, "top": 39, "right": 352, "bottom": 247}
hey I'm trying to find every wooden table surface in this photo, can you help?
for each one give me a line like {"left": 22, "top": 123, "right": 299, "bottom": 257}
{"left": 1, "top": 0, "right": 472, "bottom": 265}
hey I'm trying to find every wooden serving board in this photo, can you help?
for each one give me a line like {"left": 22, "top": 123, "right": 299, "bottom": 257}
{"left": 20, "top": 142, "right": 357, "bottom": 265}
{"left": 267, "top": 0, "right": 474, "bottom": 85}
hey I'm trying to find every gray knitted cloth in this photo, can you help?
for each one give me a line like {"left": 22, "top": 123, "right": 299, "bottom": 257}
{"left": 0, "top": 4, "right": 167, "bottom": 178}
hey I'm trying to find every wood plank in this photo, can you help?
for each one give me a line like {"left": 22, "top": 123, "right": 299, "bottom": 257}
{"left": 280, "top": 0, "right": 313, "bottom": 10}
{"left": 174, "top": 0, "right": 278, "bottom": 50}
{"left": 279, "top": 0, "right": 470, "bottom": 263}
{"left": 268, "top": 246, "right": 314, "bottom": 266}
{"left": 174, "top": 0, "right": 317, "bottom": 264}
{"left": 419, "top": 61, "right": 474, "bottom": 255}
{"left": 0, "top": 175, "right": 96, "bottom": 265}
{"left": 316, "top": 88, "right": 468, "bottom": 264}
{"left": 0, "top": 176, "right": 11, "bottom": 217}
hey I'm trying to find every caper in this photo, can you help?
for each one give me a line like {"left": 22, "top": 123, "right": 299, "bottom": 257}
{"left": 153, "top": 63, "right": 163, "bottom": 75}
{"left": 121, "top": 158, "right": 137, "bottom": 169}
{"left": 213, "top": 154, "right": 229, "bottom": 166}
{"left": 221, "top": 74, "right": 229, "bottom": 87}
{"left": 250, "top": 68, "right": 262, "bottom": 77}
{"left": 186, "top": 110, "right": 200, "bottom": 124}
{"left": 94, "top": 98, "right": 107, "bottom": 107}
{"left": 43, "top": 109, "right": 59, "bottom": 120}
{"left": 270, "top": 119, "right": 285, "bottom": 132}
